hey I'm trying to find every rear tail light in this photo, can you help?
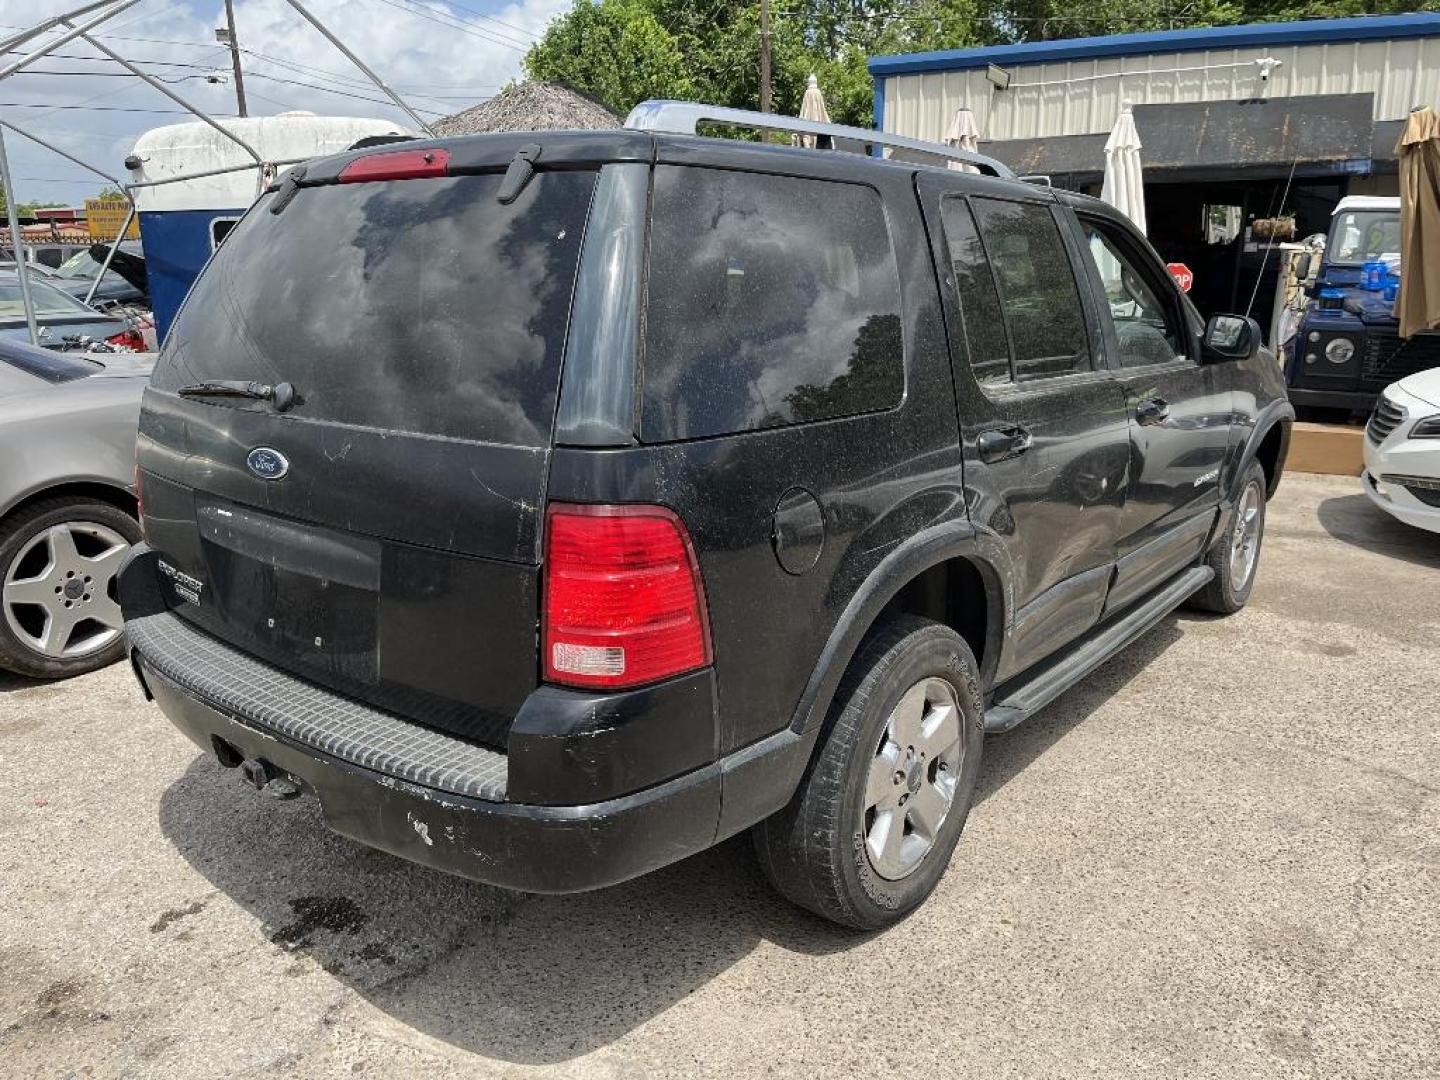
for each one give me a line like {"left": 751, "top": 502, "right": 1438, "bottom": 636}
{"left": 543, "top": 503, "right": 712, "bottom": 690}
{"left": 106, "top": 328, "right": 145, "bottom": 351}
{"left": 338, "top": 148, "right": 450, "bottom": 184}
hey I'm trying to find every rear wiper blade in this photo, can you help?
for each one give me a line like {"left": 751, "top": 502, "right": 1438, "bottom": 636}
{"left": 176, "top": 379, "right": 295, "bottom": 411}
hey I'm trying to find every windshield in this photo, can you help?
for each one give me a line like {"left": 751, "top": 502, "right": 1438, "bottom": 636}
{"left": 1329, "top": 211, "right": 1401, "bottom": 264}
{"left": 0, "top": 280, "right": 94, "bottom": 318}
{"left": 56, "top": 249, "right": 104, "bottom": 279}
{"left": 153, "top": 169, "right": 597, "bottom": 446}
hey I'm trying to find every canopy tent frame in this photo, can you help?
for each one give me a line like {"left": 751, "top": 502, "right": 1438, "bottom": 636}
{"left": 0, "top": 0, "right": 434, "bottom": 345}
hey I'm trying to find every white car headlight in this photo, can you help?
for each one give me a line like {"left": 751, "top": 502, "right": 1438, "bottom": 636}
{"left": 1325, "top": 337, "right": 1355, "bottom": 364}
{"left": 1411, "top": 416, "right": 1440, "bottom": 439}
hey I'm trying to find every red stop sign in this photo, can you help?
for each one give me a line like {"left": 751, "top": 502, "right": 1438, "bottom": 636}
{"left": 1166, "top": 262, "right": 1194, "bottom": 292}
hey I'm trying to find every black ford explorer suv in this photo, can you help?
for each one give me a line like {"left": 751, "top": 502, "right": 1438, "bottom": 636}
{"left": 120, "top": 102, "right": 1293, "bottom": 929}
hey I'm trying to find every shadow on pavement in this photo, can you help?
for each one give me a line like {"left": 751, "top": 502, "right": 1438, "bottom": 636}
{"left": 975, "top": 615, "right": 1183, "bottom": 806}
{"left": 1317, "top": 492, "right": 1440, "bottom": 569}
{"left": 0, "top": 670, "right": 44, "bottom": 694}
{"left": 157, "top": 613, "right": 1186, "bottom": 1064}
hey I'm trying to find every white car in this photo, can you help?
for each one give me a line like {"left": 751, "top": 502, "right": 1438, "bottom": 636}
{"left": 1363, "top": 368, "right": 1440, "bottom": 533}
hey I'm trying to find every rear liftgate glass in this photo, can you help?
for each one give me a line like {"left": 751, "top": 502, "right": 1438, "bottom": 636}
{"left": 145, "top": 151, "right": 599, "bottom": 744}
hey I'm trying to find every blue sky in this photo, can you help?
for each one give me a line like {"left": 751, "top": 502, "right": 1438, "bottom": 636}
{"left": 0, "top": 0, "right": 571, "bottom": 204}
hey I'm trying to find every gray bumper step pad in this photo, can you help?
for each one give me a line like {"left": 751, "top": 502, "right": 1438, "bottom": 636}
{"left": 126, "top": 610, "right": 508, "bottom": 801}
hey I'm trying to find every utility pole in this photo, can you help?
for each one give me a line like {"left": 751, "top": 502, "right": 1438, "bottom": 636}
{"left": 759, "top": 0, "right": 772, "bottom": 113}
{"left": 220, "top": 0, "right": 247, "bottom": 117}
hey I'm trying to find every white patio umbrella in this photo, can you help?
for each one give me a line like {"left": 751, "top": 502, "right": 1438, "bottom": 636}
{"left": 944, "top": 105, "right": 981, "bottom": 173}
{"left": 1101, "top": 103, "right": 1147, "bottom": 234}
{"left": 796, "top": 74, "right": 830, "bottom": 148}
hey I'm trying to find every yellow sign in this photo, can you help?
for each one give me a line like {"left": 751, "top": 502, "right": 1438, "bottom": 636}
{"left": 85, "top": 198, "right": 139, "bottom": 241}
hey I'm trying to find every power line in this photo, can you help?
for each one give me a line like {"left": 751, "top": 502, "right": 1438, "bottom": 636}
{"left": 366, "top": 0, "right": 528, "bottom": 52}
{"left": 412, "top": 0, "right": 540, "bottom": 43}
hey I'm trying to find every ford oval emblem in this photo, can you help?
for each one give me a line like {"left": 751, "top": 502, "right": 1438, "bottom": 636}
{"left": 246, "top": 447, "right": 289, "bottom": 480}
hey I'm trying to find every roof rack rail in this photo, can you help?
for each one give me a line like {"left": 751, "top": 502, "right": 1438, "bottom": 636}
{"left": 623, "top": 99, "right": 1016, "bottom": 180}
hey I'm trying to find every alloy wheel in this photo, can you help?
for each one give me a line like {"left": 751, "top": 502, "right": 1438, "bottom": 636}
{"left": 863, "top": 676, "right": 966, "bottom": 881}
{"left": 2, "top": 521, "right": 130, "bottom": 660}
{"left": 1229, "top": 480, "right": 1263, "bottom": 592}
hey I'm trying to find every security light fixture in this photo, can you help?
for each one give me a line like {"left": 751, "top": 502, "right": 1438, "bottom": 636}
{"left": 986, "top": 64, "right": 1011, "bottom": 91}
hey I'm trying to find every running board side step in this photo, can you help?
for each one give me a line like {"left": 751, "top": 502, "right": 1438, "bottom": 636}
{"left": 983, "top": 566, "right": 1214, "bottom": 734}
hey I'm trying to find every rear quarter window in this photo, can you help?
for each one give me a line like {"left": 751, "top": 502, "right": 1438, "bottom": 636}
{"left": 641, "top": 166, "right": 903, "bottom": 442}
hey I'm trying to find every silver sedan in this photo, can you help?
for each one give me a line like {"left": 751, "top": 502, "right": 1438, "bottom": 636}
{"left": 0, "top": 338, "right": 151, "bottom": 678}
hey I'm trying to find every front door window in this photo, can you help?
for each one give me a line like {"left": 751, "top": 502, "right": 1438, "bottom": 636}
{"left": 1080, "top": 221, "right": 1187, "bottom": 368}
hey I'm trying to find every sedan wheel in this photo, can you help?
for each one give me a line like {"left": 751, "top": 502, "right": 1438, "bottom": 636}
{"left": 3, "top": 519, "right": 130, "bottom": 663}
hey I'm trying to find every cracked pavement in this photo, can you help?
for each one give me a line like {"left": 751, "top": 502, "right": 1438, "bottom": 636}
{"left": 1, "top": 472, "right": 1437, "bottom": 1078}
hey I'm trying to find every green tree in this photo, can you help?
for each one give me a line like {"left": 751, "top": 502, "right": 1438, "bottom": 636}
{"left": 523, "top": 0, "right": 696, "bottom": 113}
{"left": 525, "top": 0, "right": 994, "bottom": 127}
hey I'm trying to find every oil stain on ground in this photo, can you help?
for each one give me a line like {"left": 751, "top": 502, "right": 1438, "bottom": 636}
{"left": 269, "top": 896, "right": 369, "bottom": 951}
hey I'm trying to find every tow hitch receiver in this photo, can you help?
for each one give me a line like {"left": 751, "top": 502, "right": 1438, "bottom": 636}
{"left": 238, "top": 755, "right": 302, "bottom": 800}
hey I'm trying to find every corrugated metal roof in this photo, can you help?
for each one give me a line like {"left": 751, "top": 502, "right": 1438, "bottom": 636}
{"left": 869, "top": 13, "right": 1440, "bottom": 76}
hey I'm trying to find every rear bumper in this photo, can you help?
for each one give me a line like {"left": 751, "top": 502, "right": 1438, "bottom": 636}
{"left": 120, "top": 544, "right": 810, "bottom": 893}
{"left": 134, "top": 655, "right": 726, "bottom": 894}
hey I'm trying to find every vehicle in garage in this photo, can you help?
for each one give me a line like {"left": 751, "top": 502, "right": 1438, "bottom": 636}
{"left": 1363, "top": 368, "right": 1440, "bottom": 533}
{"left": 120, "top": 104, "right": 1294, "bottom": 928}
{"left": 0, "top": 338, "right": 149, "bottom": 678}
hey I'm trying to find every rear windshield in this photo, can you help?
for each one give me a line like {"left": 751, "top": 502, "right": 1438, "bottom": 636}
{"left": 153, "top": 170, "right": 597, "bottom": 446}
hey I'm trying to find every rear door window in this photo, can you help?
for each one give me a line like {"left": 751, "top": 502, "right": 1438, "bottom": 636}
{"left": 153, "top": 170, "right": 597, "bottom": 446}
{"left": 970, "top": 197, "right": 1091, "bottom": 382}
{"left": 938, "top": 197, "right": 1011, "bottom": 388}
{"left": 641, "top": 166, "right": 903, "bottom": 442}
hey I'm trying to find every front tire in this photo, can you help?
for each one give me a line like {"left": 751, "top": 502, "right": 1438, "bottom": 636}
{"left": 753, "top": 616, "right": 984, "bottom": 930}
{"left": 0, "top": 496, "right": 140, "bottom": 679}
{"left": 1188, "top": 462, "right": 1267, "bottom": 615}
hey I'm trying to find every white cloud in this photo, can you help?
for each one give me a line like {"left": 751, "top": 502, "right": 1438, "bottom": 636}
{"left": 0, "top": 0, "right": 569, "bottom": 204}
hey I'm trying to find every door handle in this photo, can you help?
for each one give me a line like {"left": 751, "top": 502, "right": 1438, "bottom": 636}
{"left": 1135, "top": 397, "right": 1170, "bottom": 426}
{"left": 977, "top": 425, "right": 1034, "bottom": 463}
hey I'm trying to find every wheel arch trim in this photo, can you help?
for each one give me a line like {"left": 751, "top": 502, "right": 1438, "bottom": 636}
{"left": 1228, "top": 402, "right": 1294, "bottom": 503}
{"left": 788, "top": 520, "right": 1012, "bottom": 736}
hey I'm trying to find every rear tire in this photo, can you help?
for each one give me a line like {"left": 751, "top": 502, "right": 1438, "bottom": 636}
{"left": 1187, "top": 462, "right": 1267, "bottom": 615}
{"left": 753, "top": 616, "right": 984, "bottom": 930}
{"left": 0, "top": 496, "right": 140, "bottom": 679}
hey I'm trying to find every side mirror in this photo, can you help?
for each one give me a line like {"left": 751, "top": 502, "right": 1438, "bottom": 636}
{"left": 1202, "top": 314, "right": 1263, "bottom": 363}
{"left": 1294, "top": 253, "right": 1313, "bottom": 280}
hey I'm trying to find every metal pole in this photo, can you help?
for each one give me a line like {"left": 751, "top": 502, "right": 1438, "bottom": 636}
{"left": 0, "top": 0, "right": 120, "bottom": 57}
{"left": 0, "top": 118, "right": 128, "bottom": 192}
{"left": 0, "top": 126, "right": 40, "bottom": 347}
{"left": 223, "top": 0, "right": 248, "bottom": 118}
{"left": 759, "top": 0, "right": 772, "bottom": 114}
{"left": 0, "top": 0, "right": 139, "bottom": 85}
{"left": 280, "top": 0, "right": 435, "bottom": 135}
{"left": 83, "top": 201, "right": 135, "bottom": 307}
{"left": 70, "top": 29, "right": 262, "bottom": 167}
